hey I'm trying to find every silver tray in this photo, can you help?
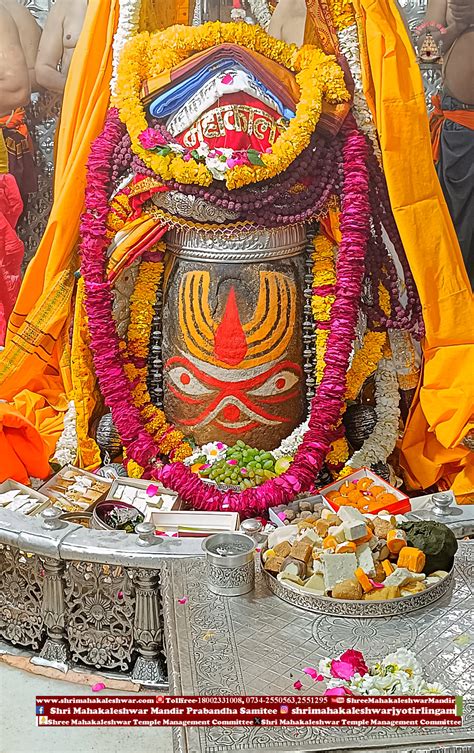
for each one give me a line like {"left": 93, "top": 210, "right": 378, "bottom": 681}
{"left": 260, "top": 547, "right": 455, "bottom": 618}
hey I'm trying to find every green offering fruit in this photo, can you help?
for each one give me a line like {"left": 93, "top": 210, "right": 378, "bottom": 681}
{"left": 399, "top": 521, "right": 458, "bottom": 574}
{"left": 274, "top": 456, "right": 293, "bottom": 475}
{"left": 199, "top": 442, "right": 277, "bottom": 488}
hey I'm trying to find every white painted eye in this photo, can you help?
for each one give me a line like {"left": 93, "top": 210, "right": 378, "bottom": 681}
{"left": 248, "top": 371, "right": 299, "bottom": 397}
{"left": 167, "top": 367, "right": 213, "bottom": 396}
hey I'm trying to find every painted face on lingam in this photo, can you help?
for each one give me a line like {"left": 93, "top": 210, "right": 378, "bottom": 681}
{"left": 162, "top": 254, "right": 306, "bottom": 450}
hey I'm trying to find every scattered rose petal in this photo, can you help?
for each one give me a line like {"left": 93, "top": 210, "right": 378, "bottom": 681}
{"left": 146, "top": 484, "right": 159, "bottom": 497}
{"left": 117, "top": 591, "right": 123, "bottom": 600}
{"left": 256, "top": 547, "right": 261, "bottom": 553}
{"left": 277, "top": 511, "right": 287, "bottom": 521}
{"left": 216, "top": 442, "right": 225, "bottom": 450}
{"left": 331, "top": 650, "right": 369, "bottom": 681}
{"left": 222, "top": 73, "right": 234, "bottom": 85}
{"left": 324, "top": 686, "right": 352, "bottom": 696}
{"left": 178, "top": 597, "right": 188, "bottom": 605}
{"left": 200, "top": 463, "right": 211, "bottom": 470}
{"left": 293, "top": 680, "right": 302, "bottom": 690}
{"left": 303, "top": 667, "right": 321, "bottom": 680}
{"left": 91, "top": 683, "right": 106, "bottom": 692}
{"left": 227, "top": 459, "right": 238, "bottom": 465}
{"left": 369, "top": 579, "right": 385, "bottom": 589}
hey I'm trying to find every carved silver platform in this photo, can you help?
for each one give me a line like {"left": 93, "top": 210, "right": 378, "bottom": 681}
{"left": 162, "top": 542, "right": 474, "bottom": 753}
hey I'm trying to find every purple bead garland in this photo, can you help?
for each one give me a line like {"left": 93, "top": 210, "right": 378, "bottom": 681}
{"left": 109, "top": 118, "right": 424, "bottom": 340}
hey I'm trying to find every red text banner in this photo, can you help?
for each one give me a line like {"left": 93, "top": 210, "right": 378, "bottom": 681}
{"left": 35, "top": 695, "right": 463, "bottom": 727}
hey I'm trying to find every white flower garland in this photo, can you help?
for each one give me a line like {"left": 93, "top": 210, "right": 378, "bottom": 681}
{"left": 111, "top": 0, "right": 142, "bottom": 96}
{"left": 347, "top": 357, "right": 400, "bottom": 468}
{"left": 337, "top": 23, "right": 381, "bottom": 162}
{"left": 53, "top": 400, "right": 78, "bottom": 467}
{"left": 319, "top": 648, "right": 447, "bottom": 696}
{"left": 247, "top": 0, "right": 272, "bottom": 29}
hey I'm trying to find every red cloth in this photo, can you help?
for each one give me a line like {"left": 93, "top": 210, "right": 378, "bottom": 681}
{"left": 176, "top": 92, "right": 287, "bottom": 153}
{"left": 0, "top": 174, "right": 24, "bottom": 345}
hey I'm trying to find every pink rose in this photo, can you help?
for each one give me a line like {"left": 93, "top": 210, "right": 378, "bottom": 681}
{"left": 330, "top": 650, "right": 369, "bottom": 681}
{"left": 324, "top": 686, "right": 352, "bottom": 696}
{"left": 138, "top": 128, "right": 167, "bottom": 150}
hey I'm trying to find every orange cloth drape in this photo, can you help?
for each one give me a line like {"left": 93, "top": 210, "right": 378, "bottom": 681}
{"left": 429, "top": 94, "right": 474, "bottom": 163}
{"left": 353, "top": 0, "right": 474, "bottom": 494}
{"left": 0, "top": 0, "right": 119, "bottom": 481}
{"left": 0, "top": 403, "right": 51, "bottom": 485}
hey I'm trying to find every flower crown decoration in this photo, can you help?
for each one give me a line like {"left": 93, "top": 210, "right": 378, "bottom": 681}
{"left": 113, "top": 22, "right": 350, "bottom": 190}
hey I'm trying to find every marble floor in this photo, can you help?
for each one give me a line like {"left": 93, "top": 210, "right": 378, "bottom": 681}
{"left": 0, "top": 663, "right": 174, "bottom": 753}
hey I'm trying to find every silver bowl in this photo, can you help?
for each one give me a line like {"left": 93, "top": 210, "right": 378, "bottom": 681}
{"left": 260, "top": 544, "right": 454, "bottom": 618}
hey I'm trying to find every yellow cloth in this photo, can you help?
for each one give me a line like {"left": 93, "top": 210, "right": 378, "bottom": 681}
{"left": 353, "top": 0, "right": 474, "bottom": 493}
{"left": 0, "top": 0, "right": 119, "bottom": 480}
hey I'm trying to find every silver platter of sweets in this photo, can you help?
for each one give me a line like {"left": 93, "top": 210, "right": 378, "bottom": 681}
{"left": 260, "top": 542, "right": 455, "bottom": 619}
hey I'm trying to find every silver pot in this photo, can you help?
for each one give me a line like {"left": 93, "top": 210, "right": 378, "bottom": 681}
{"left": 202, "top": 532, "right": 256, "bottom": 597}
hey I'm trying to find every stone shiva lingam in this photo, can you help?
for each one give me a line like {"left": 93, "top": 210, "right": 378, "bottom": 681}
{"left": 77, "top": 22, "right": 423, "bottom": 515}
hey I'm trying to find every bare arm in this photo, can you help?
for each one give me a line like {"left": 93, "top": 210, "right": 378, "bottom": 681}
{"left": 35, "top": 0, "right": 67, "bottom": 93}
{"left": 267, "top": 0, "right": 285, "bottom": 41}
{"left": 0, "top": 6, "right": 30, "bottom": 116}
{"left": 14, "top": 4, "right": 41, "bottom": 92}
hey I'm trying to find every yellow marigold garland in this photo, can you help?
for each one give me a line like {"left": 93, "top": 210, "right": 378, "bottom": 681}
{"left": 345, "top": 331, "right": 387, "bottom": 401}
{"left": 124, "top": 255, "right": 192, "bottom": 465}
{"left": 70, "top": 278, "right": 103, "bottom": 470}
{"left": 326, "top": 0, "right": 356, "bottom": 31}
{"left": 114, "top": 22, "right": 350, "bottom": 190}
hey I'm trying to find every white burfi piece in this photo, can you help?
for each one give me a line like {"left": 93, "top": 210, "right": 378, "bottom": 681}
{"left": 311, "top": 558, "right": 324, "bottom": 574}
{"left": 0, "top": 490, "right": 21, "bottom": 505}
{"left": 303, "top": 573, "right": 325, "bottom": 594}
{"left": 425, "top": 570, "right": 448, "bottom": 586}
{"left": 8, "top": 495, "right": 33, "bottom": 511}
{"left": 384, "top": 568, "right": 426, "bottom": 588}
{"left": 300, "top": 527, "right": 321, "bottom": 545}
{"left": 321, "top": 552, "right": 358, "bottom": 592}
{"left": 17, "top": 500, "right": 38, "bottom": 514}
{"left": 355, "top": 543, "right": 376, "bottom": 577}
{"left": 338, "top": 506, "right": 366, "bottom": 524}
{"left": 327, "top": 523, "right": 346, "bottom": 543}
{"left": 342, "top": 520, "right": 367, "bottom": 541}
{"left": 122, "top": 487, "right": 136, "bottom": 503}
{"left": 277, "top": 572, "right": 305, "bottom": 586}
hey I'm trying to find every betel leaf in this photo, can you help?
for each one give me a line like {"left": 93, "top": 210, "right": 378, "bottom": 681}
{"left": 247, "top": 149, "right": 265, "bottom": 166}
{"left": 157, "top": 146, "right": 172, "bottom": 157}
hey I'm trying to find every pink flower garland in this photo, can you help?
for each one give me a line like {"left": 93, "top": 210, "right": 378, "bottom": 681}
{"left": 80, "top": 109, "right": 370, "bottom": 517}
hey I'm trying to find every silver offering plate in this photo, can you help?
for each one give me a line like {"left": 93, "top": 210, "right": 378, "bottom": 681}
{"left": 260, "top": 546, "right": 455, "bottom": 618}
